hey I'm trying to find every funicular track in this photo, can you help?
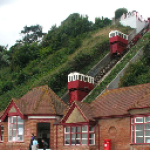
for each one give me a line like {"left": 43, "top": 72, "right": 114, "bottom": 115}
{"left": 61, "top": 27, "right": 148, "bottom": 103}
{"left": 93, "top": 39, "right": 134, "bottom": 84}
{"left": 90, "top": 27, "right": 148, "bottom": 85}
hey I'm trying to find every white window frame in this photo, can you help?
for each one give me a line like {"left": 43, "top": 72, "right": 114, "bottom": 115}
{"left": 131, "top": 116, "right": 150, "bottom": 144}
{"left": 64, "top": 125, "right": 95, "bottom": 146}
{"left": 8, "top": 116, "right": 24, "bottom": 142}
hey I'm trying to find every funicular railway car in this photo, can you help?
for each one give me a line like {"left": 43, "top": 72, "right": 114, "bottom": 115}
{"left": 68, "top": 72, "right": 94, "bottom": 104}
{"left": 109, "top": 30, "right": 128, "bottom": 57}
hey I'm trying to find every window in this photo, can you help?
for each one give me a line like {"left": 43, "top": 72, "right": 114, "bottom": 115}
{"left": 64, "top": 125, "right": 95, "bottom": 145}
{"left": 8, "top": 116, "right": 24, "bottom": 142}
{"left": 84, "top": 77, "right": 88, "bottom": 82}
{"left": 79, "top": 75, "right": 82, "bottom": 81}
{"left": 90, "top": 78, "right": 94, "bottom": 84}
{"left": 131, "top": 116, "right": 150, "bottom": 144}
{"left": 0, "top": 125, "right": 4, "bottom": 142}
{"left": 76, "top": 75, "right": 79, "bottom": 80}
{"left": 110, "top": 33, "right": 115, "bottom": 37}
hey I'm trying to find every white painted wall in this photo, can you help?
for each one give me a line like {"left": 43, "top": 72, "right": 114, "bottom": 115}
{"left": 120, "top": 11, "right": 149, "bottom": 34}
{"left": 120, "top": 15, "right": 137, "bottom": 29}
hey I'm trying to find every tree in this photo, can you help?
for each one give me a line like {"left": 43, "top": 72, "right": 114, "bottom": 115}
{"left": 115, "top": 8, "right": 128, "bottom": 19}
{"left": 17, "top": 24, "right": 45, "bottom": 44}
{"left": 94, "top": 17, "right": 111, "bottom": 29}
{"left": 0, "top": 45, "right": 10, "bottom": 67}
{"left": 10, "top": 43, "right": 40, "bottom": 70}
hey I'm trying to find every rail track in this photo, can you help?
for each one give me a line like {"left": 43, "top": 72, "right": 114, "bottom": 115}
{"left": 61, "top": 27, "right": 148, "bottom": 103}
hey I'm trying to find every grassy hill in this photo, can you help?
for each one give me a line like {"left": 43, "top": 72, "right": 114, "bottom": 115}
{"left": 84, "top": 30, "right": 150, "bottom": 103}
{"left": 0, "top": 22, "right": 132, "bottom": 111}
{"left": 119, "top": 32, "right": 150, "bottom": 87}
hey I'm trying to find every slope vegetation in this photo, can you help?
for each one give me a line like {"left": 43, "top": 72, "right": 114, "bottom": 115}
{"left": 84, "top": 30, "right": 150, "bottom": 103}
{"left": 119, "top": 32, "right": 150, "bottom": 87}
{"left": 0, "top": 21, "right": 132, "bottom": 111}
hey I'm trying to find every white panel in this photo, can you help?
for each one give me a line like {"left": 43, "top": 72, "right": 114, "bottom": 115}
{"left": 28, "top": 116, "right": 56, "bottom": 119}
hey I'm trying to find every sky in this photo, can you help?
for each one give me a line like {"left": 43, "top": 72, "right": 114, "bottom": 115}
{"left": 0, "top": 0, "right": 150, "bottom": 49}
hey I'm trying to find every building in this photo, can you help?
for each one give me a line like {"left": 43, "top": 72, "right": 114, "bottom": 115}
{"left": 120, "top": 11, "right": 149, "bottom": 34}
{"left": 0, "top": 85, "right": 67, "bottom": 150}
{"left": 1, "top": 76, "right": 150, "bottom": 149}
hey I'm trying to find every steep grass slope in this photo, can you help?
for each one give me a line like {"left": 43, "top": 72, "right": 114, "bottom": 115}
{"left": 0, "top": 25, "right": 132, "bottom": 111}
{"left": 84, "top": 30, "right": 150, "bottom": 103}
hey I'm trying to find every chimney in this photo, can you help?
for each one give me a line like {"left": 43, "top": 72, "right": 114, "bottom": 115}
{"left": 68, "top": 72, "right": 94, "bottom": 105}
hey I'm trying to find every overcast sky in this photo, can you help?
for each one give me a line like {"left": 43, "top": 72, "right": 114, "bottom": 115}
{"left": 0, "top": 0, "right": 150, "bottom": 49}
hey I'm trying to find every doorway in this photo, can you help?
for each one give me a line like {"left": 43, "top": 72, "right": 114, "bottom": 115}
{"left": 37, "top": 123, "right": 50, "bottom": 149}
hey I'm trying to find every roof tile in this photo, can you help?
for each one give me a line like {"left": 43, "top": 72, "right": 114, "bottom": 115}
{"left": 91, "top": 83, "right": 150, "bottom": 117}
{"left": 75, "top": 101, "right": 95, "bottom": 121}
{"left": 15, "top": 85, "right": 67, "bottom": 115}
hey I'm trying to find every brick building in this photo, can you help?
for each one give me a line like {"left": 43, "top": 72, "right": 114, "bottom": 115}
{"left": 1, "top": 82, "right": 150, "bottom": 150}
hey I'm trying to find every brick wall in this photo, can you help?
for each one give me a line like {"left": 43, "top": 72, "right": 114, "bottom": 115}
{"left": 54, "top": 124, "right": 98, "bottom": 150}
{"left": 99, "top": 117, "right": 150, "bottom": 150}
{"left": 0, "top": 118, "right": 55, "bottom": 150}
{"left": 2, "top": 116, "right": 150, "bottom": 150}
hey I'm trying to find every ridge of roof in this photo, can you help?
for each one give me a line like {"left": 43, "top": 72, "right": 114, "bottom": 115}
{"left": 75, "top": 101, "right": 95, "bottom": 121}
{"left": 91, "top": 82, "right": 150, "bottom": 117}
{"left": 17, "top": 85, "right": 67, "bottom": 115}
{"left": 0, "top": 98, "right": 17, "bottom": 118}
{"left": 92, "top": 82, "right": 150, "bottom": 104}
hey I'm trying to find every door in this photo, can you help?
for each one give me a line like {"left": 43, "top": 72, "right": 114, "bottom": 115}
{"left": 37, "top": 123, "right": 50, "bottom": 149}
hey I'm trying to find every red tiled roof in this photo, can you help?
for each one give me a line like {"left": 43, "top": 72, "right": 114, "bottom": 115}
{"left": 75, "top": 101, "right": 95, "bottom": 121}
{"left": 91, "top": 83, "right": 150, "bottom": 117}
{"left": 129, "top": 92, "right": 150, "bottom": 110}
{"left": 14, "top": 85, "right": 68, "bottom": 115}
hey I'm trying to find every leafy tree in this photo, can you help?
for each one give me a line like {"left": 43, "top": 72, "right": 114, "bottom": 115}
{"left": 94, "top": 17, "right": 111, "bottom": 29}
{"left": 115, "top": 8, "right": 128, "bottom": 19}
{"left": 10, "top": 43, "right": 40, "bottom": 70}
{"left": 18, "top": 24, "right": 45, "bottom": 44}
{"left": 0, "top": 45, "right": 10, "bottom": 67}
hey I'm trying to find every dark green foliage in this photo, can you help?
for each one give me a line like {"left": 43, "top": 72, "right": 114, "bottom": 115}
{"left": 143, "top": 39, "right": 150, "bottom": 64}
{"left": 94, "top": 17, "right": 111, "bottom": 29}
{"left": 42, "top": 13, "right": 111, "bottom": 51}
{"left": 0, "top": 45, "right": 10, "bottom": 67}
{"left": 17, "top": 24, "right": 45, "bottom": 43}
{"left": 0, "top": 81, "right": 14, "bottom": 94}
{"left": 34, "top": 39, "right": 110, "bottom": 94}
{"left": 10, "top": 43, "right": 40, "bottom": 70}
{"left": 119, "top": 39, "right": 150, "bottom": 87}
{"left": 0, "top": 12, "right": 120, "bottom": 110}
{"left": 85, "top": 32, "right": 150, "bottom": 103}
{"left": 119, "top": 61, "right": 149, "bottom": 87}
{"left": 115, "top": 8, "right": 128, "bottom": 19}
